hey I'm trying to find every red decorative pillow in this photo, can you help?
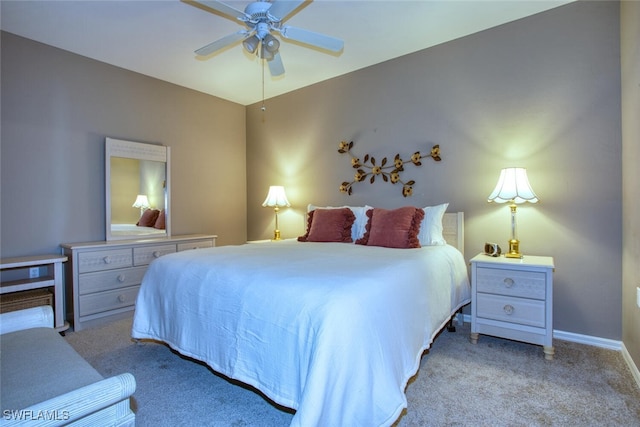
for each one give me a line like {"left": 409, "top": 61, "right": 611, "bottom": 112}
{"left": 153, "top": 209, "right": 166, "bottom": 230}
{"left": 356, "top": 207, "right": 424, "bottom": 248}
{"left": 298, "top": 208, "right": 355, "bottom": 243}
{"left": 137, "top": 209, "right": 160, "bottom": 227}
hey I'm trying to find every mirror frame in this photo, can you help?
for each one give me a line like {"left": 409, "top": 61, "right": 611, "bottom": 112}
{"left": 105, "top": 137, "right": 171, "bottom": 241}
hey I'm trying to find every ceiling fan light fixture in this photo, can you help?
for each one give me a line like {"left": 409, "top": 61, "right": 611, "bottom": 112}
{"left": 191, "top": 0, "right": 344, "bottom": 77}
{"left": 242, "top": 35, "right": 260, "bottom": 54}
{"left": 260, "top": 44, "right": 275, "bottom": 61}
{"left": 263, "top": 33, "right": 280, "bottom": 53}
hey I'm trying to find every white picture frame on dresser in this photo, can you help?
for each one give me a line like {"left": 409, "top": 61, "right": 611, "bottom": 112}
{"left": 61, "top": 235, "right": 216, "bottom": 331}
{"left": 470, "top": 253, "right": 555, "bottom": 360}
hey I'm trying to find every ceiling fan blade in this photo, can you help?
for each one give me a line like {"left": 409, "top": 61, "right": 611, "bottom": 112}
{"left": 195, "top": 30, "right": 249, "bottom": 56}
{"left": 268, "top": 52, "right": 285, "bottom": 76}
{"left": 267, "top": 0, "right": 306, "bottom": 22}
{"left": 280, "top": 26, "right": 343, "bottom": 52}
{"left": 190, "top": 0, "right": 247, "bottom": 21}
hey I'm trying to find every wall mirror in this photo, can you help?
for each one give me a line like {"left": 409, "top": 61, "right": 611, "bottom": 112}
{"left": 105, "top": 137, "right": 170, "bottom": 241}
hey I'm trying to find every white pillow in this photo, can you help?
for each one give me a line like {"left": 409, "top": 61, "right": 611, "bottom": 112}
{"left": 418, "top": 203, "right": 449, "bottom": 246}
{"left": 307, "top": 204, "right": 373, "bottom": 242}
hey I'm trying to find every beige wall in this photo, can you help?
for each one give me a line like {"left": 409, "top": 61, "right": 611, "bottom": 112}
{"left": 621, "top": 1, "right": 640, "bottom": 374}
{"left": 0, "top": 32, "right": 247, "bottom": 253}
{"left": 1, "top": 0, "right": 635, "bottom": 364}
{"left": 246, "top": 1, "right": 624, "bottom": 341}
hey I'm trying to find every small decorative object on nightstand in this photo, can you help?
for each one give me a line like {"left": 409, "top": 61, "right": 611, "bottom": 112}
{"left": 470, "top": 253, "right": 555, "bottom": 360}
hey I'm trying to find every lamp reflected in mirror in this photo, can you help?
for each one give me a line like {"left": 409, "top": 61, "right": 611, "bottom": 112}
{"left": 132, "top": 194, "right": 150, "bottom": 217}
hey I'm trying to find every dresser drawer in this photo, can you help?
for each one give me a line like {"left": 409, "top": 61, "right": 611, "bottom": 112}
{"left": 133, "top": 244, "right": 176, "bottom": 266}
{"left": 476, "top": 293, "right": 546, "bottom": 328}
{"left": 78, "top": 266, "right": 147, "bottom": 295}
{"left": 177, "top": 239, "right": 214, "bottom": 251}
{"left": 79, "top": 285, "right": 140, "bottom": 317}
{"left": 476, "top": 267, "right": 546, "bottom": 300}
{"left": 78, "top": 248, "right": 133, "bottom": 273}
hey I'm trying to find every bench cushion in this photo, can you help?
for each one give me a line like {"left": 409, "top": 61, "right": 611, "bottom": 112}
{"left": 1, "top": 327, "right": 103, "bottom": 411}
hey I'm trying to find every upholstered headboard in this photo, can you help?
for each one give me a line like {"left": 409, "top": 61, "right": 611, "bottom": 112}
{"left": 443, "top": 212, "right": 464, "bottom": 256}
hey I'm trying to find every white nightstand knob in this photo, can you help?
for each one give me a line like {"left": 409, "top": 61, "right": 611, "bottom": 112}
{"left": 152, "top": 251, "right": 161, "bottom": 258}
{"left": 503, "top": 278, "right": 514, "bottom": 287}
{"left": 103, "top": 256, "right": 111, "bottom": 264}
{"left": 503, "top": 304, "right": 514, "bottom": 315}
{"left": 117, "top": 294, "right": 126, "bottom": 303}
{"left": 117, "top": 274, "right": 125, "bottom": 283}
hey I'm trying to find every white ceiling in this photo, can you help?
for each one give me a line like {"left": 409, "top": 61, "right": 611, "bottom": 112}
{"left": 1, "top": 0, "right": 573, "bottom": 106}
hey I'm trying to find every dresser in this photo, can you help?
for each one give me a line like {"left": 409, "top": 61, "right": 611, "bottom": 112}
{"left": 470, "top": 253, "right": 555, "bottom": 360}
{"left": 61, "top": 234, "right": 216, "bottom": 331}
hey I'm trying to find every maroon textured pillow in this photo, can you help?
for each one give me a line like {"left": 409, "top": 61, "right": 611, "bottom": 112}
{"left": 356, "top": 207, "right": 424, "bottom": 248}
{"left": 297, "top": 208, "right": 355, "bottom": 243}
{"left": 153, "top": 209, "right": 166, "bottom": 230}
{"left": 137, "top": 209, "right": 160, "bottom": 227}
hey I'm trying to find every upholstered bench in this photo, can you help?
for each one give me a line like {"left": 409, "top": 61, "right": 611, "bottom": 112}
{"left": 0, "top": 306, "right": 136, "bottom": 426}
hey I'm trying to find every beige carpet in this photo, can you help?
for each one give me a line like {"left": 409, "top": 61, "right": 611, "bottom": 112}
{"left": 65, "top": 316, "right": 640, "bottom": 426}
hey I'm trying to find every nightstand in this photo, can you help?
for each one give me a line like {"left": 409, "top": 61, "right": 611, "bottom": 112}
{"left": 470, "top": 253, "right": 555, "bottom": 360}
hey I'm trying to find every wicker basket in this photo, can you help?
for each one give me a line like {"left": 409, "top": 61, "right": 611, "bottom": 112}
{"left": 0, "top": 288, "right": 53, "bottom": 314}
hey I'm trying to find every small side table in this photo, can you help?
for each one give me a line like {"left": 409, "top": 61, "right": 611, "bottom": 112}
{"left": 0, "top": 254, "right": 69, "bottom": 332}
{"left": 470, "top": 253, "right": 555, "bottom": 360}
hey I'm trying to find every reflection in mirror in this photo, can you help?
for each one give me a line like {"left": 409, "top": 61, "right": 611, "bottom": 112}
{"left": 105, "top": 138, "right": 170, "bottom": 241}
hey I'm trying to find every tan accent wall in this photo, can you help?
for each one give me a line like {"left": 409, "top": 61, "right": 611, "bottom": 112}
{"left": 621, "top": 0, "right": 640, "bottom": 375}
{"left": 246, "top": 1, "right": 624, "bottom": 341}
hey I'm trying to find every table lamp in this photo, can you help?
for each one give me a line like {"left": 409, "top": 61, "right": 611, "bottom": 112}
{"left": 488, "top": 168, "right": 538, "bottom": 258}
{"left": 262, "top": 186, "right": 290, "bottom": 241}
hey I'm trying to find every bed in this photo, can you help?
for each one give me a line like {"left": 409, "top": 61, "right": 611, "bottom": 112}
{"left": 110, "top": 224, "right": 166, "bottom": 237}
{"left": 131, "top": 206, "right": 470, "bottom": 427}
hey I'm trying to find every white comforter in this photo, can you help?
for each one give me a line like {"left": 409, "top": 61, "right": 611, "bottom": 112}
{"left": 131, "top": 240, "right": 470, "bottom": 427}
{"left": 110, "top": 224, "right": 166, "bottom": 236}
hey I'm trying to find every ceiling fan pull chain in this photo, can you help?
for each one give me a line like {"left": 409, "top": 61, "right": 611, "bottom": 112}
{"left": 261, "top": 52, "right": 266, "bottom": 112}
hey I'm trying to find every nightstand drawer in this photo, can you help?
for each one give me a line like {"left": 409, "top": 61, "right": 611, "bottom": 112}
{"left": 476, "top": 267, "right": 546, "bottom": 300}
{"left": 476, "top": 293, "right": 545, "bottom": 328}
{"left": 78, "top": 266, "right": 147, "bottom": 295}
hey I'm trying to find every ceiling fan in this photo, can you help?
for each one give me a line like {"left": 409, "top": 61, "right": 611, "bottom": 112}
{"left": 190, "top": 0, "right": 344, "bottom": 76}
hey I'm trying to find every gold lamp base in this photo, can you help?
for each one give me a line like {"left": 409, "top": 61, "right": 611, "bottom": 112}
{"left": 505, "top": 239, "right": 522, "bottom": 258}
{"left": 272, "top": 229, "right": 282, "bottom": 241}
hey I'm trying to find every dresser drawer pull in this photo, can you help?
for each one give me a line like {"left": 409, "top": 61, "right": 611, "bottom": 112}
{"left": 117, "top": 294, "right": 126, "bottom": 303}
{"left": 116, "top": 274, "right": 126, "bottom": 283}
{"left": 503, "top": 304, "right": 514, "bottom": 315}
{"left": 503, "top": 278, "right": 514, "bottom": 288}
{"left": 103, "top": 256, "right": 112, "bottom": 264}
{"left": 152, "top": 251, "right": 161, "bottom": 258}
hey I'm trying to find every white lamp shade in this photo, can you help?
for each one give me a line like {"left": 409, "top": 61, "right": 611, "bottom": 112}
{"left": 488, "top": 168, "right": 538, "bottom": 204}
{"left": 132, "top": 194, "right": 150, "bottom": 209}
{"left": 262, "top": 186, "right": 290, "bottom": 207}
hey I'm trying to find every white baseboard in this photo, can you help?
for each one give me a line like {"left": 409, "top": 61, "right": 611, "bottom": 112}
{"left": 622, "top": 342, "right": 640, "bottom": 390}
{"left": 552, "top": 329, "right": 622, "bottom": 350}
{"left": 455, "top": 313, "right": 640, "bottom": 389}
{"left": 456, "top": 313, "right": 621, "bottom": 349}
